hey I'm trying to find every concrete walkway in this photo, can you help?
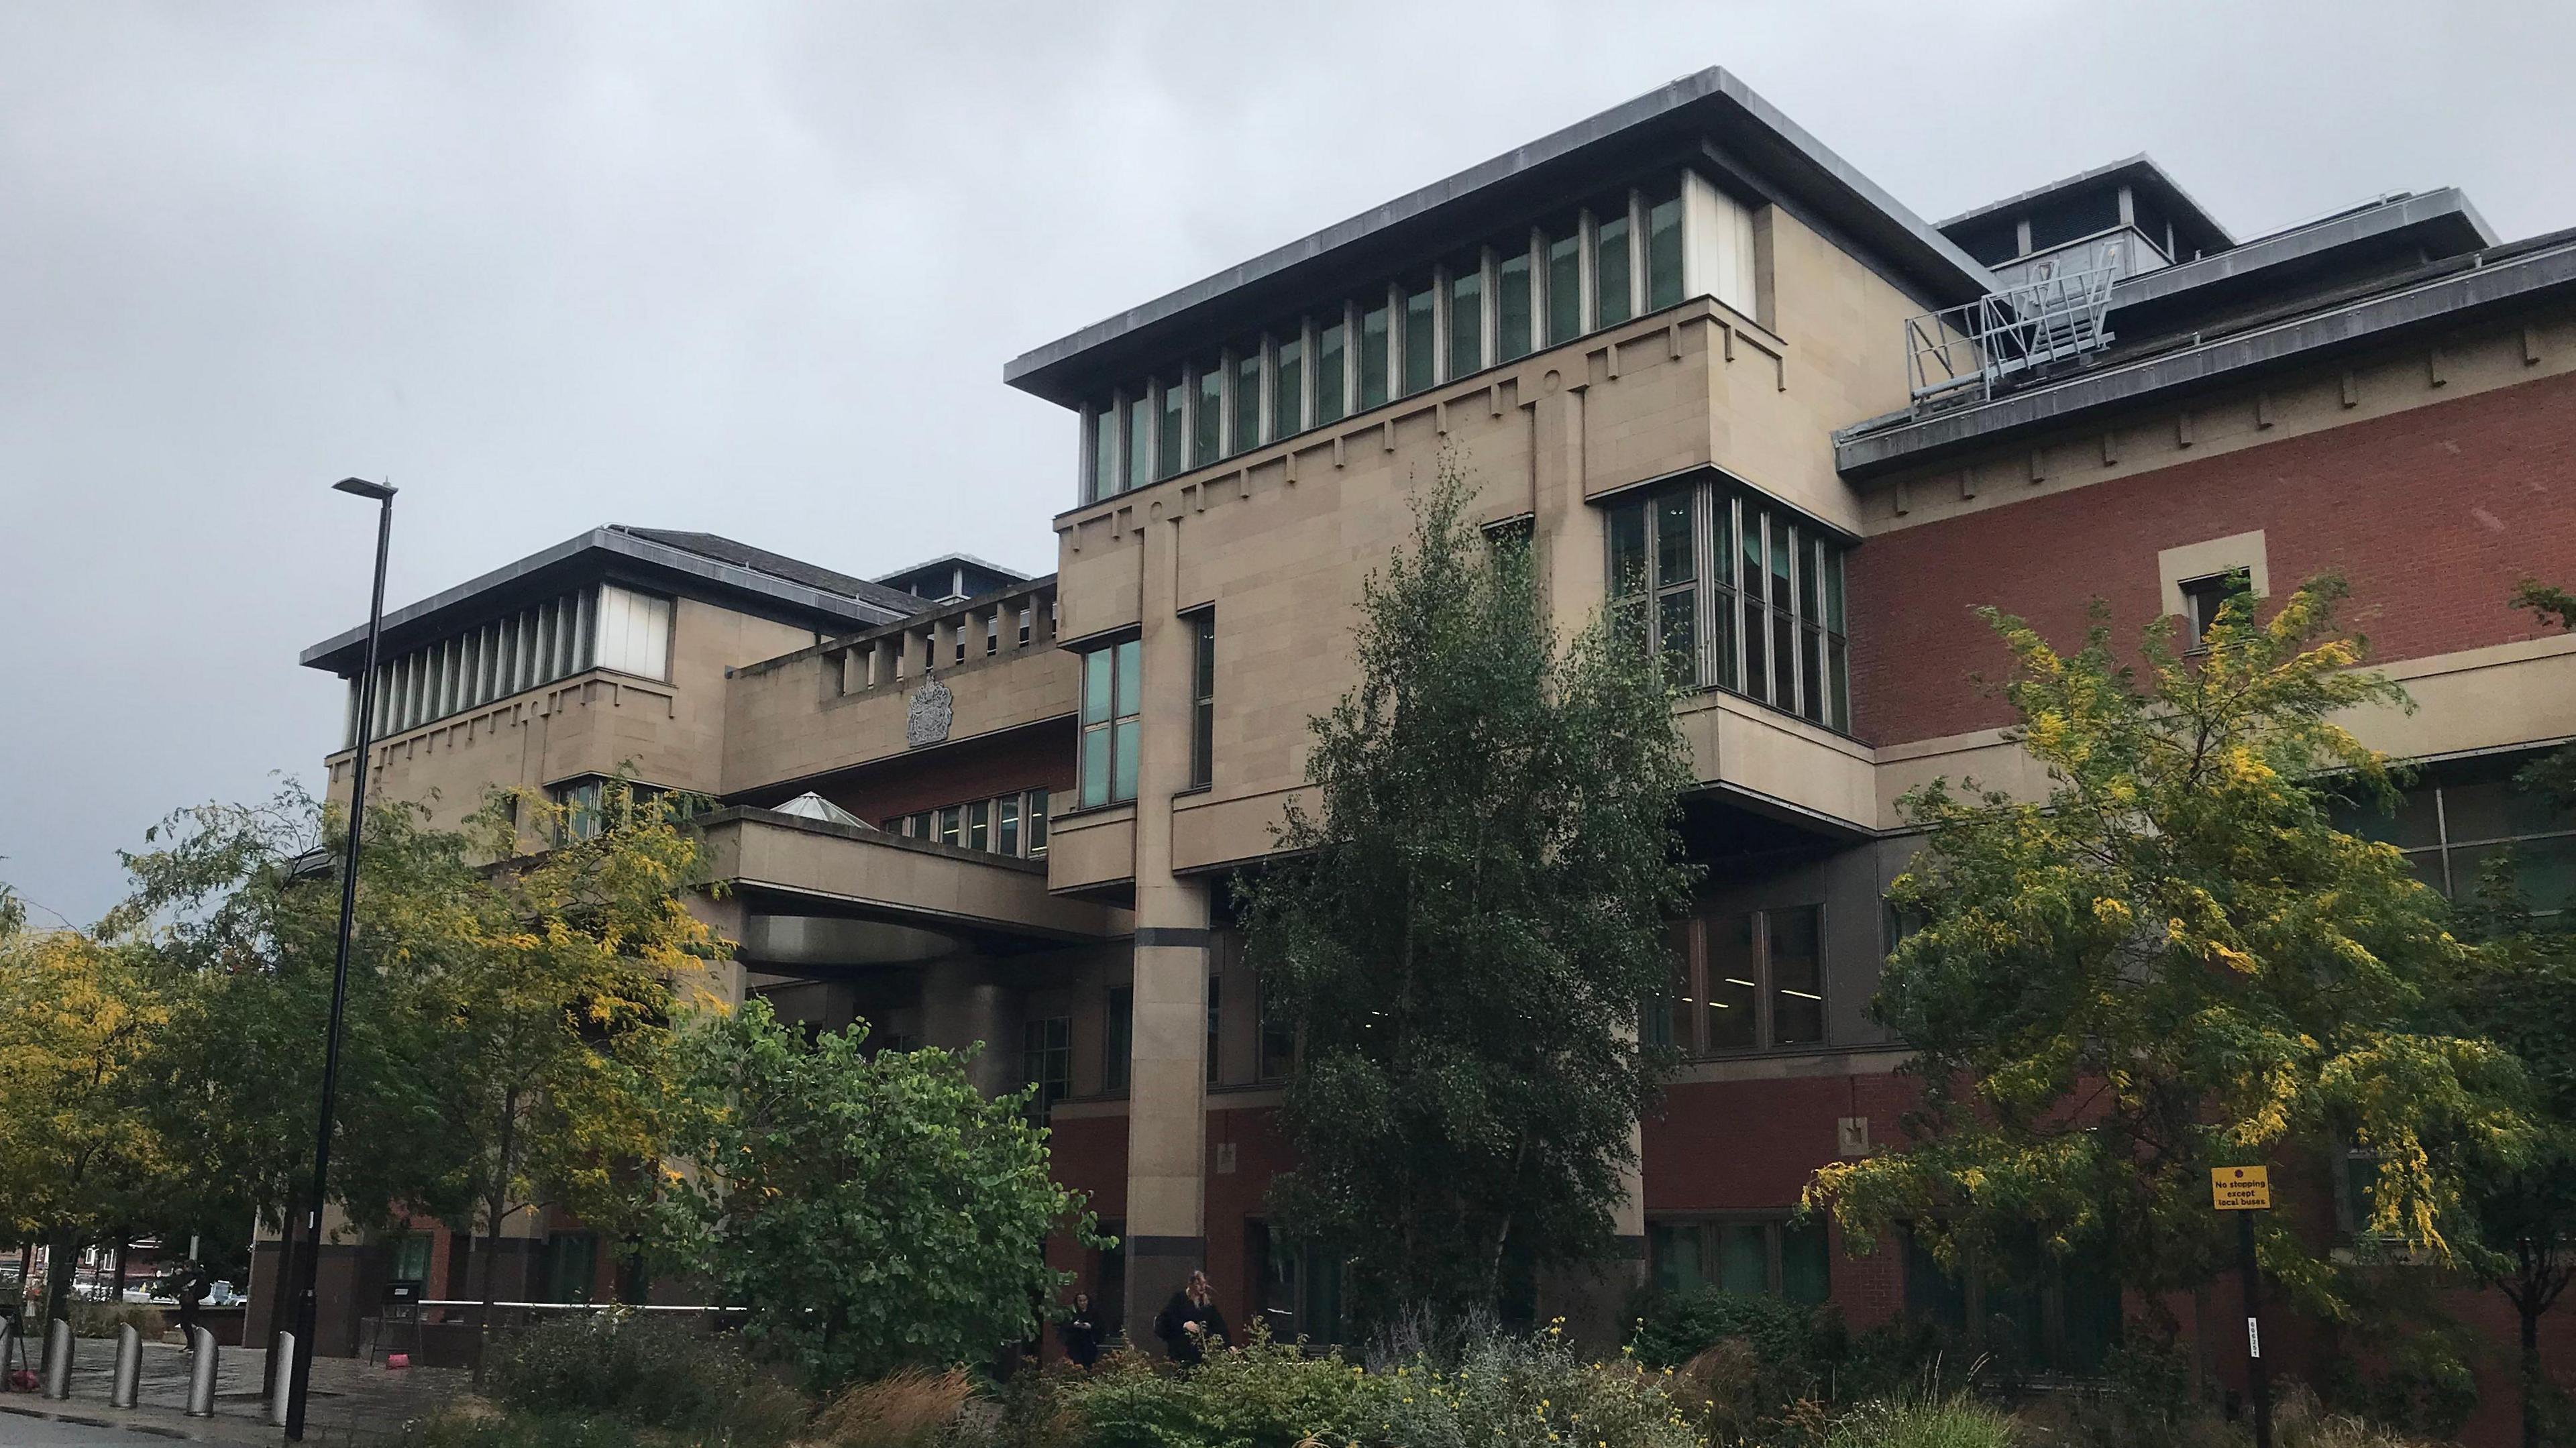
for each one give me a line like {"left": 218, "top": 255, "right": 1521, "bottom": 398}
{"left": 0, "top": 1339, "right": 473, "bottom": 1445}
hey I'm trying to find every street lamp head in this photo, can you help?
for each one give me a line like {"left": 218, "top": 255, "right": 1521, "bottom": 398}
{"left": 332, "top": 476, "right": 396, "bottom": 502}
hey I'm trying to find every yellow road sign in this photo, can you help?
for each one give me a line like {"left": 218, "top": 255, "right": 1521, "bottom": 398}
{"left": 2212, "top": 1165, "right": 2271, "bottom": 1211}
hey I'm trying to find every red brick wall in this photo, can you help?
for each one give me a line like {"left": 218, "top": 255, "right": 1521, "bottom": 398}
{"left": 1849, "top": 372, "right": 2576, "bottom": 746}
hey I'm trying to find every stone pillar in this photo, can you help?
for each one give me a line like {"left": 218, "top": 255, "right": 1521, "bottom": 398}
{"left": 920, "top": 958, "right": 1022, "bottom": 1099}
{"left": 1122, "top": 507, "right": 1213, "bottom": 1347}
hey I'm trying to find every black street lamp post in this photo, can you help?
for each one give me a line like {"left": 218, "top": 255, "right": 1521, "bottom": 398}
{"left": 284, "top": 476, "right": 396, "bottom": 1441}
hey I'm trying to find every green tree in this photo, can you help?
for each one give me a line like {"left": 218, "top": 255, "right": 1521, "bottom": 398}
{"left": 2451, "top": 579, "right": 2576, "bottom": 1448}
{"left": 449, "top": 779, "right": 731, "bottom": 1362}
{"left": 103, "top": 785, "right": 498, "bottom": 1350}
{"left": 0, "top": 914, "right": 172, "bottom": 1324}
{"left": 1809, "top": 577, "right": 2533, "bottom": 1336}
{"left": 667, "top": 995, "right": 1100, "bottom": 1390}
{"left": 1241, "top": 466, "right": 1698, "bottom": 1321}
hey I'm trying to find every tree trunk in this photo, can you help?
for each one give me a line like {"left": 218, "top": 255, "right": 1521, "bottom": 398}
{"left": 42, "top": 1226, "right": 76, "bottom": 1327}
{"left": 473, "top": 1087, "right": 520, "bottom": 1384}
{"left": 2524, "top": 1294, "right": 2544, "bottom": 1448}
{"left": 110, "top": 1238, "right": 127, "bottom": 1304}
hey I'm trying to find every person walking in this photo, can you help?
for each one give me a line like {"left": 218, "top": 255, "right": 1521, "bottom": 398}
{"left": 1152, "top": 1270, "right": 1228, "bottom": 1369}
{"left": 175, "top": 1263, "right": 209, "bottom": 1349}
{"left": 1061, "top": 1290, "right": 1103, "bottom": 1371}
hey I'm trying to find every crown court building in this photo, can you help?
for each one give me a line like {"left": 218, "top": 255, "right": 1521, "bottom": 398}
{"left": 277, "top": 68, "right": 2576, "bottom": 1426}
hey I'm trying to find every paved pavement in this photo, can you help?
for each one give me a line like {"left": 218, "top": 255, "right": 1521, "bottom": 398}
{"left": 0, "top": 1338, "right": 472, "bottom": 1445}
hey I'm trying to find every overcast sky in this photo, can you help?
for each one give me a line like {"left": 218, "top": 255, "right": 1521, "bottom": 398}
{"left": 4, "top": 1, "right": 2571, "bottom": 927}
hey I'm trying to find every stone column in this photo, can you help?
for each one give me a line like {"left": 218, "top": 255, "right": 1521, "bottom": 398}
{"left": 1122, "top": 506, "right": 1212, "bottom": 1346}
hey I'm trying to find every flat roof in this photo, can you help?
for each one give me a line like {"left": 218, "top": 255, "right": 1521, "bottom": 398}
{"left": 1937, "top": 153, "right": 2234, "bottom": 258}
{"left": 299, "top": 526, "right": 922, "bottom": 675}
{"left": 2106, "top": 187, "right": 2493, "bottom": 317}
{"left": 1833, "top": 227, "right": 2576, "bottom": 478}
{"left": 1002, "top": 66, "right": 1998, "bottom": 408}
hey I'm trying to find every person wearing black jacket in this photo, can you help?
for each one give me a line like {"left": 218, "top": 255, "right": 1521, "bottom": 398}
{"left": 1060, "top": 1291, "right": 1103, "bottom": 1370}
{"left": 1152, "top": 1270, "right": 1228, "bottom": 1368}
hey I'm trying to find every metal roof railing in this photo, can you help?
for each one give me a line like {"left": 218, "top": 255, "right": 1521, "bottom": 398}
{"left": 1904, "top": 262, "right": 2119, "bottom": 406}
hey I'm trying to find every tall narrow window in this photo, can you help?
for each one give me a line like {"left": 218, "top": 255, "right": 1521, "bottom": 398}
{"left": 1607, "top": 478, "right": 1848, "bottom": 724}
{"left": 1272, "top": 333, "right": 1305, "bottom": 438}
{"left": 1195, "top": 363, "right": 1224, "bottom": 465}
{"left": 1091, "top": 400, "right": 1118, "bottom": 500}
{"left": 1157, "top": 375, "right": 1186, "bottom": 480}
{"left": 1706, "top": 912, "right": 1758, "bottom": 1050}
{"left": 1401, "top": 280, "right": 1436, "bottom": 396}
{"left": 595, "top": 586, "right": 672, "bottom": 681}
{"left": 1740, "top": 507, "right": 1769, "bottom": 705}
{"left": 1358, "top": 299, "right": 1391, "bottom": 410}
{"left": 1104, "top": 985, "right": 1133, "bottom": 1093}
{"left": 1767, "top": 905, "right": 1825, "bottom": 1046}
{"left": 998, "top": 795, "right": 1022, "bottom": 856}
{"left": 1078, "top": 639, "right": 1142, "bottom": 808}
{"left": 1594, "top": 206, "right": 1633, "bottom": 327}
{"left": 1647, "top": 182, "right": 1686, "bottom": 311}
{"left": 1126, "top": 393, "right": 1152, "bottom": 492}
{"left": 967, "top": 799, "right": 990, "bottom": 852}
{"left": 937, "top": 805, "right": 963, "bottom": 848}
{"left": 1206, "top": 974, "right": 1222, "bottom": 1085}
{"left": 1545, "top": 222, "right": 1582, "bottom": 345}
{"left": 1234, "top": 347, "right": 1265, "bottom": 453}
{"left": 1496, "top": 244, "right": 1534, "bottom": 361}
{"left": 1447, "top": 258, "right": 1484, "bottom": 379}
{"left": 1189, "top": 610, "right": 1216, "bottom": 790}
{"left": 1313, "top": 317, "right": 1348, "bottom": 425}
{"left": 1605, "top": 491, "right": 1696, "bottom": 681}
{"left": 1022, "top": 1016, "right": 1071, "bottom": 1119}
{"left": 1028, "top": 788, "right": 1049, "bottom": 855}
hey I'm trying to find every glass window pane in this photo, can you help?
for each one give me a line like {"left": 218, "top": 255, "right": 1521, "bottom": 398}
{"left": 1648, "top": 187, "right": 1685, "bottom": 311}
{"left": 1273, "top": 335, "right": 1304, "bottom": 437}
{"left": 1448, "top": 263, "right": 1483, "bottom": 378}
{"left": 1774, "top": 612, "right": 1798, "bottom": 713}
{"left": 1113, "top": 719, "right": 1140, "bottom": 804}
{"left": 1158, "top": 377, "right": 1185, "bottom": 479}
{"left": 2443, "top": 766, "right": 2576, "bottom": 843}
{"left": 1235, "top": 349, "right": 1265, "bottom": 452}
{"left": 1741, "top": 595, "right": 1768, "bottom": 703}
{"left": 1359, "top": 301, "right": 1391, "bottom": 410}
{"left": 1126, "top": 394, "right": 1152, "bottom": 492}
{"left": 2451, "top": 838, "right": 2576, "bottom": 913}
{"left": 1768, "top": 905, "right": 1825, "bottom": 1046}
{"left": 1654, "top": 492, "right": 1695, "bottom": 586}
{"left": 1711, "top": 494, "right": 1737, "bottom": 590}
{"left": 1659, "top": 590, "right": 1697, "bottom": 682}
{"left": 1595, "top": 211, "right": 1633, "bottom": 327}
{"left": 1650, "top": 1223, "right": 1703, "bottom": 1293}
{"left": 1707, "top": 913, "right": 1758, "bottom": 1050}
{"left": 1028, "top": 789, "right": 1049, "bottom": 851}
{"left": 1800, "top": 538, "right": 1823, "bottom": 621}
{"left": 1712, "top": 596, "right": 1737, "bottom": 692}
{"left": 1081, "top": 724, "right": 1111, "bottom": 808}
{"left": 1546, "top": 225, "right": 1582, "bottom": 344}
{"left": 1717, "top": 1223, "right": 1768, "bottom": 1295}
{"left": 1081, "top": 649, "right": 1112, "bottom": 724}
{"left": 1401, "top": 281, "right": 1436, "bottom": 396}
{"left": 1313, "top": 319, "right": 1347, "bottom": 425}
{"left": 1743, "top": 508, "right": 1769, "bottom": 602}
{"left": 998, "top": 797, "right": 1021, "bottom": 856}
{"left": 968, "top": 800, "right": 990, "bottom": 852}
{"left": 938, "top": 805, "right": 963, "bottom": 848}
{"left": 1114, "top": 640, "right": 1141, "bottom": 720}
{"left": 1827, "top": 636, "right": 1848, "bottom": 732}
{"left": 1823, "top": 546, "right": 1846, "bottom": 634}
{"left": 1496, "top": 247, "right": 1534, "bottom": 362}
{"left": 1781, "top": 1219, "right": 1831, "bottom": 1304}
{"left": 1196, "top": 365, "right": 1224, "bottom": 464}
{"left": 1799, "top": 627, "right": 1826, "bottom": 724}
{"left": 1608, "top": 502, "right": 1648, "bottom": 598}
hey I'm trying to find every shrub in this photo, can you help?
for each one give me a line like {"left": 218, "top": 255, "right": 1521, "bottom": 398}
{"left": 68, "top": 1301, "right": 164, "bottom": 1339}
{"left": 1057, "top": 1330, "right": 1375, "bottom": 1448}
{"left": 1628, "top": 1288, "right": 1833, "bottom": 1374}
{"left": 1825, "top": 1393, "right": 2018, "bottom": 1448}
{"left": 811, "top": 1367, "right": 975, "bottom": 1448}
{"left": 482, "top": 1311, "right": 807, "bottom": 1448}
{"left": 1364, "top": 1325, "right": 1701, "bottom": 1448}
{"left": 401, "top": 1408, "right": 659, "bottom": 1448}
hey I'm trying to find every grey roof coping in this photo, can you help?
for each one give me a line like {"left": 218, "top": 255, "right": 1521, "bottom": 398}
{"left": 612, "top": 526, "right": 929, "bottom": 614}
{"left": 299, "top": 526, "right": 920, "bottom": 674}
{"left": 1002, "top": 66, "right": 1998, "bottom": 408}
{"left": 2106, "top": 188, "right": 2496, "bottom": 315}
{"left": 1937, "top": 153, "right": 2235, "bottom": 254}
{"left": 1834, "top": 232, "right": 2576, "bottom": 478}
{"left": 871, "top": 551, "right": 1033, "bottom": 586}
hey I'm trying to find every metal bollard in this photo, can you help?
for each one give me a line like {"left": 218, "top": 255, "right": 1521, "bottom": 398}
{"left": 41, "top": 1319, "right": 72, "bottom": 1399}
{"left": 186, "top": 1329, "right": 219, "bottom": 1417}
{"left": 112, "top": 1322, "right": 142, "bottom": 1408}
{"left": 268, "top": 1331, "right": 293, "bottom": 1426}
